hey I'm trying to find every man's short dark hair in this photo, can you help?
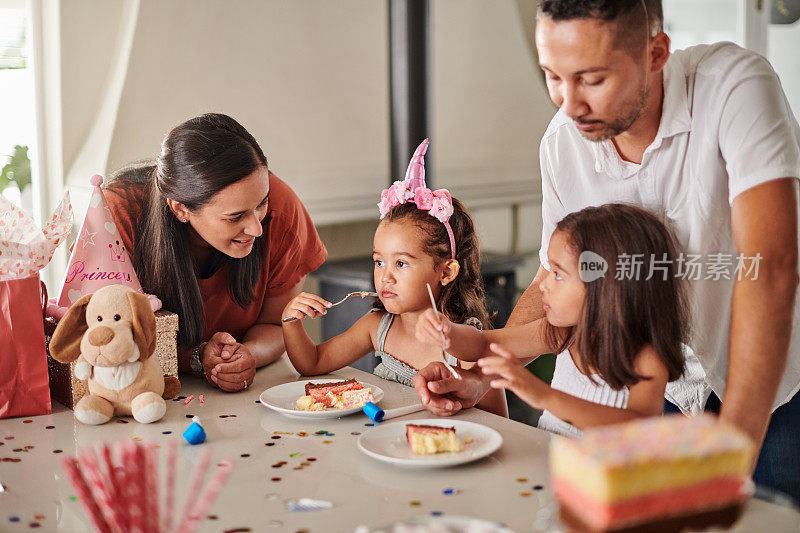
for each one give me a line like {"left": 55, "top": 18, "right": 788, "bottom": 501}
{"left": 538, "top": 0, "right": 663, "bottom": 56}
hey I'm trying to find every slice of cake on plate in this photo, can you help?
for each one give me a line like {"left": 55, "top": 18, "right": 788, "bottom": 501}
{"left": 296, "top": 379, "right": 373, "bottom": 410}
{"left": 550, "top": 414, "right": 754, "bottom": 532}
{"left": 406, "top": 424, "right": 464, "bottom": 455}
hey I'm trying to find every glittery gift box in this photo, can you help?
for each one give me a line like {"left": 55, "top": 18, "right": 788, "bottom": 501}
{"left": 45, "top": 310, "right": 179, "bottom": 409}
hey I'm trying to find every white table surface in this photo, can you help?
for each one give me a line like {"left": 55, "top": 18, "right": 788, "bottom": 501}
{"left": 1, "top": 355, "right": 798, "bottom": 532}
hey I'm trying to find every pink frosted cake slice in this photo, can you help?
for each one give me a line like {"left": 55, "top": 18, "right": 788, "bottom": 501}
{"left": 296, "top": 380, "right": 372, "bottom": 410}
{"left": 550, "top": 415, "right": 754, "bottom": 532}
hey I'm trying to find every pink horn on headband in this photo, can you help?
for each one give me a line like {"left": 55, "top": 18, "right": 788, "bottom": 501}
{"left": 403, "top": 138, "right": 429, "bottom": 192}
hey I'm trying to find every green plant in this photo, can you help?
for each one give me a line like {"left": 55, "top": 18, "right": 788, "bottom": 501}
{"left": 0, "top": 145, "right": 32, "bottom": 193}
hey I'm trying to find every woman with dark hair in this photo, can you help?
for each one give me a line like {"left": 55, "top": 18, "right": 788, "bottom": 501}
{"left": 105, "top": 113, "right": 327, "bottom": 392}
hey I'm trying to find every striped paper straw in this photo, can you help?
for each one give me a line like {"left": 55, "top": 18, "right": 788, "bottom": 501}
{"left": 111, "top": 441, "right": 129, "bottom": 531}
{"left": 175, "top": 447, "right": 213, "bottom": 531}
{"left": 122, "top": 442, "right": 145, "bottom": 533}
{"left": 79, "top": 447, "right": 123, "bottom": 533}
{"left": 61, "top": 457, "right": 111, "bottom": 533}
{"left": 98, "top": 443, "right": 124, "bottom": 530}
{"left": 145, "top": 443, "right": 160, "bottom": 533}
{"left": 163, "top": 440, "right": 177, "bottom": 533}
{"left": 177, "top": 460, "right": 234, "bottom": 533}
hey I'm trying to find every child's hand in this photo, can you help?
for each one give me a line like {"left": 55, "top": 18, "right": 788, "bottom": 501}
{"left": 281, "top": 292, "right": 332, "bottom": 322}
{"left": 478, "top": 343, "right": 549, "bottom": 410}
{"left": 415, "top": 308, "right": 454, "bottom": 349}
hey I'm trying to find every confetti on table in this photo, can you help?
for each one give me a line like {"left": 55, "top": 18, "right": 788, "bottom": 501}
{"left": 516, "top": 477, "right": 528, "bottom": 483}
{"left": 322, "top": 441, "right": 332, "bottom": 444}
{"left": 442, "top": 488, "right": 458, "bottom": 495}
{"left": 270, "top": 477, "right": 281, "bottom": 482}
{"left": 520, "top": 491, "right": 532, "bottom": 497}
{"left": 410, "top": 501, "right": 421, "bottom": 506}
{"left": 431, "top": 511, "right": 443, "bottom": 517}
{"left": 533, "top": 484, "right": 544, "bottom": 491}
{"left": 290, "top": 453, "right": 301, "bottom": 457}
{"left": 297, "top": 431, "right": 307, "bottom": 437}
{"left": 184, "top": 395, "right": 194, "bottom": 406}
{"left": 9, "top": 516, "right": 20, "bottom": 522}
{"left": 265, "top": 443, "right": 275, "bottom": 447}
{"left": 45, "top": 426, "right": 55, "bottom": 430}
{"left": 285, "top": 498, "right": 333, "bottom": 512}
{"left": 307, "top": 458, "right": 317, "bottom": 462}
{"left": 22, "top": 420, "right": 33, "bottom": 424}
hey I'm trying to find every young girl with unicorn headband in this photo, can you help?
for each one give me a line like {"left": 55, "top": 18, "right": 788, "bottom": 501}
{"left": 282, "top": 139, "right": 508, "bottom": 416}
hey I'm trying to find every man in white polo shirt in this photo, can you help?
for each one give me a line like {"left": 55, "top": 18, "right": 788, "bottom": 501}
{"left": 414, "top": 0, "right": 800, "bottom": 503}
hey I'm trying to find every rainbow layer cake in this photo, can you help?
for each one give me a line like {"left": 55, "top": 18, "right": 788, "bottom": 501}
{"left": 406, "top": 424, "right": 464, "bottom": 455}
{"left": 550, "top": 415, "right": 754, "bottom": 532}
{"left": 296, "top": 379, "right": 373, "bottom": 410}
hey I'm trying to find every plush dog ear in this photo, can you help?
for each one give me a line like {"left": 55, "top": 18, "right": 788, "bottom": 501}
{"left": 127, "top": 291, "right": 156, "bottom": 360}
{"left": 49, "top": 294, "right": 92, "bottom": 363}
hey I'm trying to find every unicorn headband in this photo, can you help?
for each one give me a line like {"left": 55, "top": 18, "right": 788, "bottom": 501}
{"left": 377, "top": 139, "right": 456, "bottom": 259}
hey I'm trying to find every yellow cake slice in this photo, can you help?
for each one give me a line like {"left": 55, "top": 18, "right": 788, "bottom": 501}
{"left": 406, "top": 424, "right": 464, "bottom": 454}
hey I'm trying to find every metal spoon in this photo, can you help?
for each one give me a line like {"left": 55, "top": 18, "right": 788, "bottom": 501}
{"left": 282, "top": 291, "right": 378, "bottom": 322}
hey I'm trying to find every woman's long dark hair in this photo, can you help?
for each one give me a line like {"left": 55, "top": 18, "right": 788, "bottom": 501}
{"left": 106, "top": 113, "right": 269, "bottom": 347}
{"left": 545, "top": 203, "right": 688, "bottom": 390}
{"left": 373, "top": 199, "right": 491, "bottom": 329}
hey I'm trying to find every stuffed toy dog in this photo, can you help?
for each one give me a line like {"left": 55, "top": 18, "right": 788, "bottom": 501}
{"left": 49, "top": 284, "right": 180, "bottom": 424}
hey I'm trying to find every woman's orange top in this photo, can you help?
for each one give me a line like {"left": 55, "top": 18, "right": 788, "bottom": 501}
{"left": 106, "top": 173, "right": 327, "bottom": 343}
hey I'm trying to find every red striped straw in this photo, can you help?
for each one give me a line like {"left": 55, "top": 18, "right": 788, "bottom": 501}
{"left": 98, "top": 444, "right": 124, "bottom": 531}
{"left": 135, "top": 444, "right": 147, "bottom": 533}
{"left": 61, "top": 457, "right": 111, "bottom": 533}
{"left": 177, "top": 460, "right": 234, "bottom": 533}
{"left": 184, "top": 395, "right": 194, "bottom": 406}
{"left": 175, "top": 447, "right": 213, "bottom": 532}
{"left": 162, "top": 440, "right": 177, "bottom": 533}
{"left": 79, "top": 447, "right": 123, "bottom": 533}
{"left": 111, "top": 441, "right": 129, "bottom": 531}
{"left": 145, "top": 444, "right": 160, "bottom": 532}
{"left": 121, "top": 441, "right": 145, "bottom": 533}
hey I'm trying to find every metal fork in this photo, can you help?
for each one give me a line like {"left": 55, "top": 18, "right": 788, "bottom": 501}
{"left": 282, "top": 291, "right": 378, "bottom": 322}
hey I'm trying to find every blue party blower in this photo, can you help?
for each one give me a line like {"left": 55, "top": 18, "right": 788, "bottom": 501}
{"left": 362, "top": 402, "right": 425, "bottom": 422}
{"left": 183, "top": 416, "right": 206, "bottom": 445}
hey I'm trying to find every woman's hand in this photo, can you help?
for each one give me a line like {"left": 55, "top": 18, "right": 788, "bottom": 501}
{"left": 281, "top": 292, "right": 332, "bottom": 322}
{"left": 200, "top": 331, "right": 255, "bottom": 392}
{"left": 415, "top": 308, "right": 455, "bottom": 349}
{"left": 412, "top": 362, "right": 490, "bottom": 416}
{"left": 210, "top": 344, "right": 257, "bottom": 393}
{"left": 201, "top": 332, "right": 238, "bottom": 388}
{"left": 478, "top": 343, "right": 549, "bottom": 410}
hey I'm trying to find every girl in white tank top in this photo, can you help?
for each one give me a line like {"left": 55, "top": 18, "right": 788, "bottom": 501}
{"left": 417, "top": 204, "right": 689, "bottom": 436}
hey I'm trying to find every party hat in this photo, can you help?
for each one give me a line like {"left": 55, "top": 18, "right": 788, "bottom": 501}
{"left": 57, "top": 174, "right": 143, "bottom": 307}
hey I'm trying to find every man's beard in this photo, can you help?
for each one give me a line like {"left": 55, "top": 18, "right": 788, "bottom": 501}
{"left": 575, "top": 87, "right": 647, "bottom": 142}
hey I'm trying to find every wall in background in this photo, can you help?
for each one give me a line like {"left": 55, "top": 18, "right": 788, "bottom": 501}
{"left": 37, "top": 0, "right": 550, "bottom": 292}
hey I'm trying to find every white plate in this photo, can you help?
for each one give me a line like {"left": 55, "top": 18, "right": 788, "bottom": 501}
{"left": 360, "top": 515, "right": 513, "bottom": 532}
{"left": 358, "top": 418, "right": 502, "bottom": 468}
{"left": 259, "top": 379, "right": 384, "bottom": 419}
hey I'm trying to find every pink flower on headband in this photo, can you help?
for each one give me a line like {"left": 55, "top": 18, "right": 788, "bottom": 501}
{"left": 430, "top": 191, "right": 454, "bottom": 223}
{"left": 413, "top": 188, "right": 435, "bottom": 210}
